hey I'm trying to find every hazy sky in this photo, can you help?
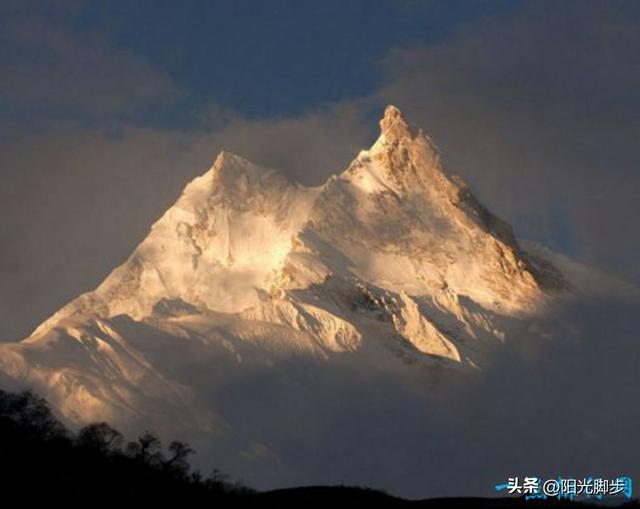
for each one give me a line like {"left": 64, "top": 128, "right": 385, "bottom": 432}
{"left": 1, "top": 0, "right": 639, "bottom": 340}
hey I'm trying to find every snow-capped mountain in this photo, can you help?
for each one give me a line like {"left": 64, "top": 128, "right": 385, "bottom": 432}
{"left": 2, "top": 105, "right": 621, "bottom": 495}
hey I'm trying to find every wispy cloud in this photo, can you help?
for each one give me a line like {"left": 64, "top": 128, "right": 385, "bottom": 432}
{"left": 0, "top": 0, "right": 180, "bottom": 129}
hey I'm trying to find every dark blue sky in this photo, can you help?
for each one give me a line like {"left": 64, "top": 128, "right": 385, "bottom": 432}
{"left": 2, "top": 0, "right": 521, "bottom": 129}
{"left": 79, "top": 0, "right": 520, "bottom": 119}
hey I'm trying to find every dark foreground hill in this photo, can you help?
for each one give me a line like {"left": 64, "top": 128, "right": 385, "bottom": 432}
{"left": 247, "top": 487, "right": 638, "bottom": 508}
{"left": 0, "top": 390, "right": 635, "bottom": 508}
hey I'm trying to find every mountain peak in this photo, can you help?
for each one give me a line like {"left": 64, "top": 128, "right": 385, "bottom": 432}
{"left": 370, "top": 104, "right": 439, "bottom": 160}
{"left": 211, "top": 150, "right": 265, "bottom": 177}
{"left": 206, "top": 149, "right": 294, "bottom": 197}
{"left": 0, "top": 103, "right": 572, "bottom": 459}
{"left": 379, "top": 104, "right": 413, "bottom": 141}
{"left": 27, "top": 104, "right": 564, "bottom": 333}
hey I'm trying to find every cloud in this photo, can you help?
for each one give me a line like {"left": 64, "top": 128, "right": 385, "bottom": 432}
{"left": 195, "top": 100, "right": 373, "bottom": 185}
{"left": 0, "top": 0, "right": 180, "bottom": 129}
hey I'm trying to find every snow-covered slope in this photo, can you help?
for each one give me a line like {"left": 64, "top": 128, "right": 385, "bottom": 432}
{"left": 0, "top": 105, "right": 592, "bottom": 492}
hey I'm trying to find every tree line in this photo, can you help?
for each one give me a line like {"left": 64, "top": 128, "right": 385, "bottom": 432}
{"left": 0, "top": 389, "right": 251, "bottom": 505}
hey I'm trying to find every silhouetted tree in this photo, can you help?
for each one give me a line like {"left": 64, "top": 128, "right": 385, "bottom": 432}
{"left": 164, "top": 440, "right": 194, "bottom": 475}
{"left": 0, "top": 389, "right": 255, "bottom": 506}
{"left": 77, "top": 422, "right": 123, "bottom": 453}
{"left": 206, "top": 468, "right": 232, "bottom": 491}
{"left": 126, "top": 430, "right": 164, "bottom": 466}
{"left": 0, "top": 389, "right": 65, "bottom": 439}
